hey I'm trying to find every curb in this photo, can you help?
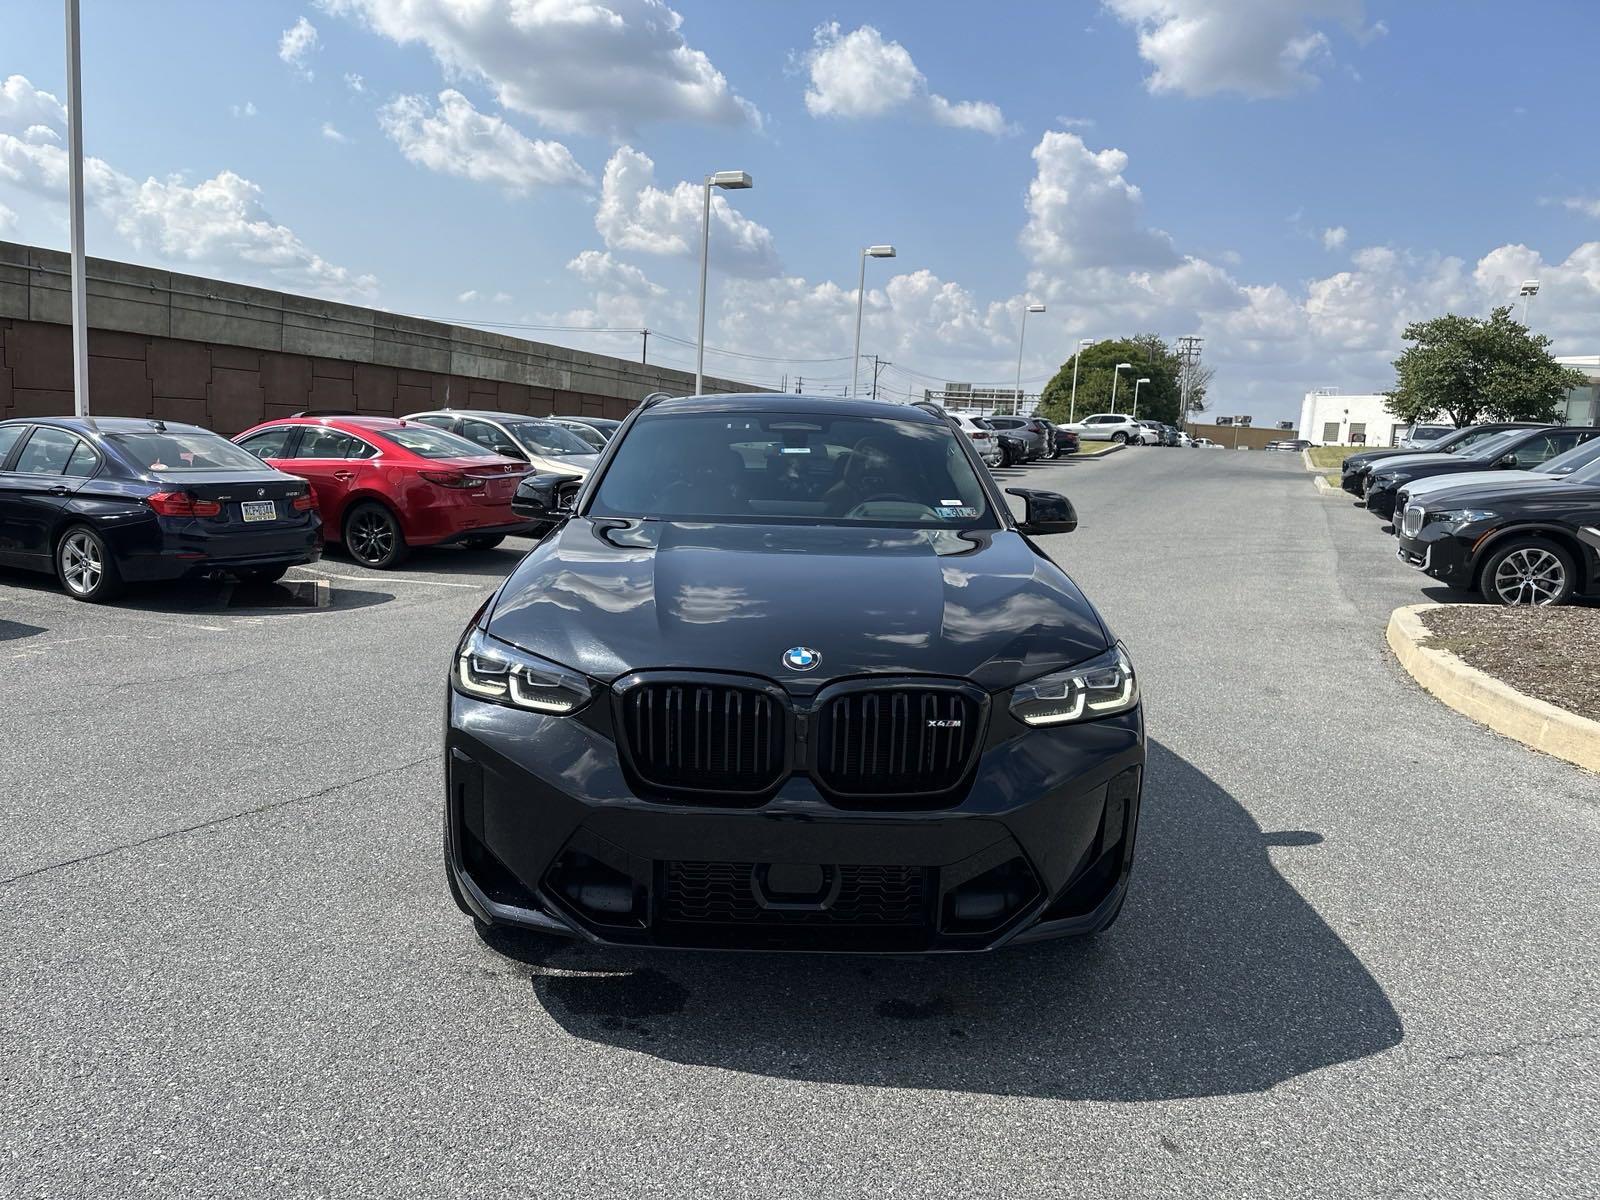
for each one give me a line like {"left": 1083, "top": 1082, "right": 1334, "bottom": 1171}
{"left": 1312, "top": 474, "right": 1343, "bottom": 498}
{"left": 1386, "top": 603, "right": 1600, "bottom": 774}
{"left": 1302, "top": 447, "right": 1318, "bottom": 472}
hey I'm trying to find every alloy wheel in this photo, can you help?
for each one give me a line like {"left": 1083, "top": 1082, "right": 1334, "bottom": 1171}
{"left": 1491, "top": 547, "right": 1566, "bottom": 606}
{"left": 60, "top": 531, "right": 103, "bottom": 596}
{"left": 349, "top": 510, "right": 396, "bottom": 564}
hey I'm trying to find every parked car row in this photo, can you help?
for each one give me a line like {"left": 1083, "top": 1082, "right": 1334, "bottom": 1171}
{"left": 1339, "top": 421, "right": 1600, "bottom": 606}
{"left": 0, "top": 410, "right": 624, "bottom": 601}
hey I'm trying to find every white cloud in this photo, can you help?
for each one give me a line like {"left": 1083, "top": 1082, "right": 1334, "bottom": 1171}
{"left": 232, "top": 100, "right": 258, "bottom": 118}
{"left": 1322, "top": 225, "right": 1348, "bottom": 250}
{"left": 1105, "top": 0, "right": 1375, "bottom": 98}
{"left": 0, "top": 73, "right": 374, "bottom": 299}
{"left": 491, "top": 290, "right": 512, "bottom": 303}
{"left": 457, "top": 289, "right": 479, "bottom": 303}
{"left": 595, "top": 146, "right": 777, "bottom": 277}
{"left": 344, "top": 72, "right": 367, "bottom": 93}
{"left": 1555, "top": 196, "right": 1600, "bottom": 219}
{"left": 279, "top": 16, "right": 321, "bottom": 79}
{"left": 378, "top": 90, "right": 590, "bottom": 193}
{"left": 1057, "top": 115, "right": 1096, "bottom": 129}
{"left": 801, "top": 23, "right": 1012, "bottom": 136}
{"left": 321, "top": 122, "right": 350, "bottom": 143}
{"left": 1020, "top": 132, "right": 1180, "bottom": 270}
{"left": 0, "top": 201, "right": 15, "bottom": 233}
{"left": 319, "top": 0, "right": 759, "bottom": 137}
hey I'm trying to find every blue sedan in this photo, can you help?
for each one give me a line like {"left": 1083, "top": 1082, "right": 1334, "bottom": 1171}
{"left": 0, "top": 416, "right": 322, "bottom": 602}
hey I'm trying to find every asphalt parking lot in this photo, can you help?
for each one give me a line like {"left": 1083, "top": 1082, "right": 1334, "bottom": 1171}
{"left": 3, "top": 448, "right": 1596, "bottom": 1198}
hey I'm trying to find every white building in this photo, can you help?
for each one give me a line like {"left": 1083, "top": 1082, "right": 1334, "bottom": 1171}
{"left": 1296, "top": 391, "right": 1406, "bottom": 447}
{"left": 1298, "top": 357, "right": 1600, "bottom": 445}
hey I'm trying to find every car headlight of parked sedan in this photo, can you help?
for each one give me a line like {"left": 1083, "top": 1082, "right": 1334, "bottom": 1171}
{"left": 1370, "top": 471, "right": 1399, "bottom": 488}
{"left": 1008, "top": 645, "right": 1138, "bottom": 726}
{"left": 454, "top": 628, "right": 594, "bottom": 714}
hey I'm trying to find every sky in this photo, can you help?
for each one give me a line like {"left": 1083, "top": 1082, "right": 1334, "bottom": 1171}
{"left": 4, "top": 0, "right": 1600, "bottom": 423}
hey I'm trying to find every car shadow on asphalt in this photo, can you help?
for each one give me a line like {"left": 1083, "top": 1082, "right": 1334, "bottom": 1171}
{"left": 482, "top": 740, "right": 1404, "bottom": 1101}
{"left": 0, "top": 566, "right": 394, "bottom": 616}
{"left": 0, "top": 618, "right": 47, "bottom": 642}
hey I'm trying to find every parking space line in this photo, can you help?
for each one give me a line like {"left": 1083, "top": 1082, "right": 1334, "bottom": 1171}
{"left": 296, "top": 569, "right": 485, "bottom": 589}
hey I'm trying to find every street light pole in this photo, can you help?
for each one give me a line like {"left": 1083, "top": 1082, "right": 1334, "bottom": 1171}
{"left": 1068, "top": 338, "right": 1092, "bottom": 423}
{"left": 1132, "top": 377, "right": 1150, "bottom": 419}
{"left": 64, "top": 0, "right": 89, "bottom": 417}
{"left": 1109, "top": 362, "right": 1132, "bottom": 413}
{"left": 1519, "top": 279, "right": 1541, "bottom": 325}
{"left": 694, "top": 170, "right": 753, "bottom": 396}
{"left": 851, "top": 244, "right": 896, "bottom": 397}
{"left": 1015, "top": 303, "right": 1045, "bottom": 413}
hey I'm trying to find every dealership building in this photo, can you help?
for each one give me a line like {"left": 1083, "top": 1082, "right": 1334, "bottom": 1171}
{"left": 1297, "top": 356, "right": 1600, "bottom": 446}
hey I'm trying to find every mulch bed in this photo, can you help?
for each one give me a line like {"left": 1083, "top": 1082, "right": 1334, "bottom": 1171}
{"left": 1418, "top": 605, "right": 1600, "bottom": 722}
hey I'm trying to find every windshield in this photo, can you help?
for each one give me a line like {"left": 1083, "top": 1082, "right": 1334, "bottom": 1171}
{"left": 1457, "top": 431, "right": 1523, "bottom": 462}
{"left": 108, "top": 430, "right": 270, "bottom": 472}
{"left": 1444, "top": 426, "right": 1517, "bottom": 455}
{"left": 590, "top": 412, "right": 996, "bottom": 528}
{"left": 509, "top": 421, "right": 597, "bottom": 456}
{"left": 378, "top": 425, "right": 498, "bottom": 459}
{"left": 561, "top": 422, "right": 608, "bottom": 450}
{"left": 1542, "top": 438, "right": 1600, "bottom": 478}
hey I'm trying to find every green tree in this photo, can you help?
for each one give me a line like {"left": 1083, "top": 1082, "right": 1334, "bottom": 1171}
{"left": 1038, "top": 335, "right": 1188, "bottom": 424}
{"left": 1388, "top": 307, "right": 1585, "bottom": 427}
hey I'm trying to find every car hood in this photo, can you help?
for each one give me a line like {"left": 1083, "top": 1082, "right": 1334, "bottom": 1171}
{"left": 1344, "top": 447, "right": 1441, "bottom": 471}
{"left": 1400, "top": 469, "right": 1543, "bottom": 500}
{"left": 486, "top": 518, "right": 1111, "bottom": 691}
{"left": 529, "top": 452, "right": 599, "bottom": 476}
{"left": 1408, "top": 476, "right": 1598, "bottom": 509}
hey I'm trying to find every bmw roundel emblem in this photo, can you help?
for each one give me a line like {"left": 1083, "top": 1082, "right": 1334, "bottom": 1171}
{"left": 782, "top": 646, "right": 821, "bottom": 672}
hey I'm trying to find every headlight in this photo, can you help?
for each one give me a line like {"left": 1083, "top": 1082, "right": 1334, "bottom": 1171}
{"left": 1009, "top": 644, "right": 1138, "bottom": 727}
{"left": 1371, "top": 472, "right": 1397, "bottom": 487}
{"left": 1434, "top": 508, "right": 1498, "bottom": 533}
{"left": 454, "top": 628, "right": 593, "bottom": 714}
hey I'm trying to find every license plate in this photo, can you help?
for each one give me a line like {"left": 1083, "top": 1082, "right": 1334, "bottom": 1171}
{"left": 241, "top": 500, "right": 277, "bottom": 523}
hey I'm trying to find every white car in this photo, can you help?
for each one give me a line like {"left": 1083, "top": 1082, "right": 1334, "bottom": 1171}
{"left": 1176, "top": 431, "right": 1195, "bottom": 447}
{"left": 1193, "top": 437, "right": 1222, "bottom": 448}
{"left": 950, "top": 414, "right": 1004, "bottom": 467}
{"left": 1059, "top": 412, "right": 1145, "bottom": 444}
{"left": 404, "top": 409, "right": 600, "bottom": 478}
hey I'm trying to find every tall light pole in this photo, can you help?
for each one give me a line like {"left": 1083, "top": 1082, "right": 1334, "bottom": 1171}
{"left": 694, "top": 170, "right": 753, "bottom": 396}
{"left": 1519, "top": 279, "right": 1541, "bottom": 325}
{"left": 1014, "top": 303, "right": 1045, "bottom": 415}
{"left": 1068, "top": 338, "right": 1092, "bottom": 423}
{"left": 1109, "top": 362, "right": 1132, "bottom": 413}
{"left": 64, "top": 0, "right": 90, "bottom": 417}
{"left": 1132, "top": 376, "right": 1150, "bottom": 418}
{"left": 851, "top": 244, "right": 896, "bottom": 397}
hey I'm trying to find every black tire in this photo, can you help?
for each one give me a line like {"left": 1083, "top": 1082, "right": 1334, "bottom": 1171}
{"left": 462, "top": 534, "right": 506, "bottom": 551}
{"left": 343, "top": 502, "right": 409, "bottom": 569}
{"left": 1111, "top": 431, "right": 1128, "bottom": 444}
{"left": 1477, "top": 537, "right": 1577, "bottom": 607}
{"left": 55, "top": 525, "right": 124, "bottom": 603}
{"left": 235, "top": 564, "right": 289, "bottom": 584}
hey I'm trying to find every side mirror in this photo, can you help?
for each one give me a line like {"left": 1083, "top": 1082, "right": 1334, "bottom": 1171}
{"left": 1006, "top": 487, "right": 1078, "bottom": 535}
{"left": 495, "top": 442, "right": 526, "bottom": 460}
{"left": 1498, "top": 452, "right": 1518, "bottom": 468}
{"left": 512, "top": 472, "right": 583, "bottom": 519}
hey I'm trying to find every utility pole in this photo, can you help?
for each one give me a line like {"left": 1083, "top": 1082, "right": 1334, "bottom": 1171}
{"left": 640, "top": 328, "right": 648, "bottom": 364}
{"left": 794, "top": 376, "right": 803, "bottom": 394}
{"left": 1176, "top": 335, "right": 1204, "bottom": 427}
{"left": 870, "top": 355, "right": 891, "bottom": 400}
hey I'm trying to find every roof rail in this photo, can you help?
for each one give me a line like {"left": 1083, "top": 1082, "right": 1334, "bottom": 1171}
{"left": 292, "top": 409, "right": 360, "bottom": 418}
{"left": 639, "top": 391, "right": 676, "bottom": 409}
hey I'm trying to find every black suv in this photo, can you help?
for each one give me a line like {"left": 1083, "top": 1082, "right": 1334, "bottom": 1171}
{"left": 444, "top": 394, "right": 1144, "bottom": 953}
{"left": 1364, "top": 426, "right": 1600, "bottom": 519}
{"left": 1339, "top": 423, "right": 1540, "bottom": 497}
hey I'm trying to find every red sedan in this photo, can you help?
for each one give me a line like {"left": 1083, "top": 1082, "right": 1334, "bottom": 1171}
{"left": 233, "top": 415, "right": 533, "bottom": 568}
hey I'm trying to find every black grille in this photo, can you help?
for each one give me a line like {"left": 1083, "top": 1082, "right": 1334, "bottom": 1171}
{"left": 619, "top": 681, "right": 784, "bottom": 794}
{"left": 660, "top": 861, "right": 927, "bottom": 926}
{"left": 815, "top": 688, "right": 980, "bottom": 798}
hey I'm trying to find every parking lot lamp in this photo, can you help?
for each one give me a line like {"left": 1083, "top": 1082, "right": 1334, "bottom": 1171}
{"left": 1068, "top": 338, "right": 1093, "bottom": 422}
{"left": 1519, "top": 279, "right": 1541, "bottom": 324}
{"left": 851, "top": 245, "right": 897, "bottom": 397}
{"left": 1015, "top": 303, "right": 1046, "bottom": 413}
{"left": 1132, "top": 377, "right": 1151, "bottom": 418}
{"left": 1109, "top": 362, "right": 1132, "bottom": 412}
{"left": 694, "top": 170, "right": 753, "bottom": 396}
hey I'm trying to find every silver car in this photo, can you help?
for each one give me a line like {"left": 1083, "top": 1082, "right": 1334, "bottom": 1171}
{"left": 404, "top": 409, "right": 600, "bottom": 478}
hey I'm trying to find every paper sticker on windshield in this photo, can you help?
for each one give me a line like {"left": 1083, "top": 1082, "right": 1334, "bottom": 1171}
{"left": 779, "top": 447, "right": 811, "bottom": 454}
{"left": 936, "top": 505, "right": 978, "bottom": 518}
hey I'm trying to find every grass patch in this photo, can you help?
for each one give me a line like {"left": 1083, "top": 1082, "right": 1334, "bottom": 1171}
{"left": 1305, "top": 446, "right": 1351, "bottom": 469}
{"left": 1074, "top": 442, "right": 1123, "bottom": 457}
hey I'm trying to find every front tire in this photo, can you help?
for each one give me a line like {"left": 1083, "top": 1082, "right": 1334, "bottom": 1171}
{"left": 1479, "top": 537, "right": 1577, "bottom": 606}
{"left": 56, "top": 525, "right": 124, "bottom": 603}
{"left": 343, "top": 502, "right": 409, "bottom": 569}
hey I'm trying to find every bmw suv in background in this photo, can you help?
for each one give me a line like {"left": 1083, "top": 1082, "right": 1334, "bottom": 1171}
{"left": 0, "top": 416, "right": 320, "bottom": 602}
{"left": 446, "top": 393, "right": 1144, "bottom": 953}
{"left": 1060, "top": 412, "right": 1144, "bottom": 445}
{"left": 234, "top": 414, "right": 533, "bottom": 568}
{"left": 1339, "top": 422, "right": 1541, "bottom": 497}
{"left": 1364, "top": 426, "right": 1600, "bottom": 520}
{"left": 984, "top": 415, "right": 1053, "bottom": 459}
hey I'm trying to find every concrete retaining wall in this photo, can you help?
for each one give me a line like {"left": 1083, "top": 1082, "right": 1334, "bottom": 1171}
{"left": 0, "top": 241, "right": 753, "bottom": 434}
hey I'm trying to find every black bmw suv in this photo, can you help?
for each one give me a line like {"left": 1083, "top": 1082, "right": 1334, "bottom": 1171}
{"left": 445, "top": 394, "right": 1144, "bottom": 953}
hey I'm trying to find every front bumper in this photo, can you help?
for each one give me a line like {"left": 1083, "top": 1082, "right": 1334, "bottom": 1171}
{"left": 1364, "top": 481, "right": 1401, "bottom": 518}
{"left": 445, "top": 687, "right": 1145, "bottom": 954}
{"left": 1396, "top": 522, "right": 1476, "bottom": 586}
{"left": 1340, "top": 469, "right": 1365, "bottom": 497}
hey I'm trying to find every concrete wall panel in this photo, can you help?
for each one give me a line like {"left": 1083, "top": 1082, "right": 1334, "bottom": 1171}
{"left": 11, "top": 388, "right": 74, "bottom": 416}
{"left": 147, "top": 340, "right": 211, "bottom": 400}
{"left": 153, "top": 396, "right": 208, "bottom": 425}
{"left": 262, "top": 354, "right": 313, "bottom": 410}
{"left": 210, "top": 367, "right": 265, "bottom": 433}
{"left": 88, "top": 355, "right": 154, "bottom": 417}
